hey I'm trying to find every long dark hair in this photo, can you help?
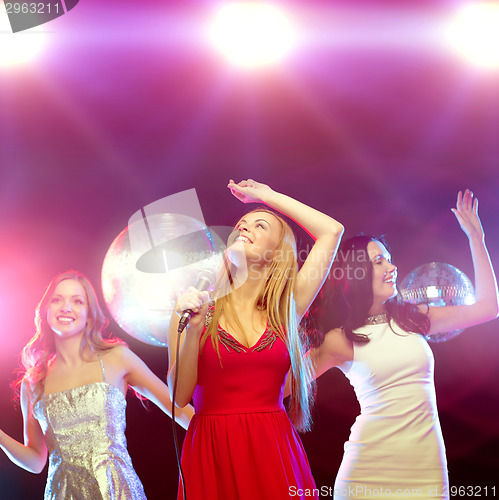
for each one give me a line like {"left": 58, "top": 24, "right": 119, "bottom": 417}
{"left": 309, "top": 235, "right": 429, "bottom": 343}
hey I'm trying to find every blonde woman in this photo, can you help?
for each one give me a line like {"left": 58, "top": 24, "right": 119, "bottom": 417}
{"left": 0, "top": 270, "right": 193, "bottom": 499}
{"left": 168, "top": 179, "right": 344, "bottom": 500}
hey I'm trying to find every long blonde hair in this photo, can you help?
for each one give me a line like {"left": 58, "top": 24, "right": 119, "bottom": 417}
{"left": 202, "top": 208, "right": 315, "bottom": 432}
{"left": 17, "top": 270, "right": 124, "bottom": 405}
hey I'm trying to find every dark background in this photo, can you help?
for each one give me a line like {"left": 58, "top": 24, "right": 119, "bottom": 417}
{"left": 1, "top": 1, "right": 498, "bottom": 498}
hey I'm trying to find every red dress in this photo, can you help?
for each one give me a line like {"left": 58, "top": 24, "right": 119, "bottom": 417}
{"left": 178, "top": 323, "right": 317, "bottom": 499}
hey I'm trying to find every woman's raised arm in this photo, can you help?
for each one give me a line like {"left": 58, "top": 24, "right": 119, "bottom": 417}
{"left": 228, "top": 179, "right": 344, "bottom": 319}
{"left": 425, "top": 189, "right": 499, "bottom": 335}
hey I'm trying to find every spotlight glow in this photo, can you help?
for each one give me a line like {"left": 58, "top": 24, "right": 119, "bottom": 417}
{"left": 446, "top": 2, "right": 499, "bottom": 69}
{"left": 0, "top": 9, "right": 47, "bottom": 67}
{"left": 209, "top": 2, "right": 296, "bottom": 68}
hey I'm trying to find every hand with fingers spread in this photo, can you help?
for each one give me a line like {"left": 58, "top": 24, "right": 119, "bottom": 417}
{"left": 227, "top": 178, "right": 274, "bottom": 204}
{"left": 451, "top": 189, "right": 484, "bottom": 242}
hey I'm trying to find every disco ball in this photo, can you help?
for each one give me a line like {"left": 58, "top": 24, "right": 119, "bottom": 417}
{"left": 399, "top": 262, "right": 475, "bottom": 343}
{"left": 101, "top": 213, "right": 226, "bottom": 347}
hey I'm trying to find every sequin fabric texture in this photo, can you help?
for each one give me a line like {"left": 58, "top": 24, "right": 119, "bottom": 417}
{"left": 33, "top": 362, "right": 146, "bottom": 500}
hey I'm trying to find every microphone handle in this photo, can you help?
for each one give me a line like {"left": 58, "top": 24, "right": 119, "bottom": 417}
{"left": 177, "top": 274, "right": 214, "bottom": 333}
{"left": 178, "top": 309, "right": 194, "bottom": 329}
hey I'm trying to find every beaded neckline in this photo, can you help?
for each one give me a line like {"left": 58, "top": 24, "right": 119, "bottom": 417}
{"left": 365, "top": 312, "right": 389, "bottom": 325}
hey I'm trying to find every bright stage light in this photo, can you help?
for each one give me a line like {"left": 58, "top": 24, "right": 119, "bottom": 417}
{"left": 446, "top": 2, "right": 499, "bottom": 69}
{"left": 208, "top": 2, "right": 296, "bottom": 68}
{"left": 0, "top": 9, "right": 47, "bottom": 67}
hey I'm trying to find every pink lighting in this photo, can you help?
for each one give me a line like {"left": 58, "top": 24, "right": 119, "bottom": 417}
{"left": 0, "top": 6, "right": 48, "bottom": 67}
{"left": 208, "top": 2, "right": 296, "bottom": 68}
{"left": 446, "top": 2, "right": 499, "bottom": 69}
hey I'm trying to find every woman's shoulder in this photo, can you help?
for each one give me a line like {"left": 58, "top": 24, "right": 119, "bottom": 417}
{"left": 323, "top": 326, "right": 347, "bottom": 341}
{"left": 99, "top": 345, "right": 144, "bottom": 384}
{"left": 99, "top": 343, "right": 131, "bottom": 362}
{"left": 322, "top": 327, "right": 354, "bottom": 364}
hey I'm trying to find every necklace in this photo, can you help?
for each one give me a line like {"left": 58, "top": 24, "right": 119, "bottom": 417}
{"left": 365, "top": 312, "right": 388, "bottom": 325}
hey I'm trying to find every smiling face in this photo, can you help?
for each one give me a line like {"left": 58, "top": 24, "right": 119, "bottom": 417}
{"left": 46, "top": 279, "right": 88, "bottom": 339}
{"left": 367, "top": 240, "right": 398, "bottom": 310}
{"left": 232, "top": 210, "right": 282, "bottom": 266}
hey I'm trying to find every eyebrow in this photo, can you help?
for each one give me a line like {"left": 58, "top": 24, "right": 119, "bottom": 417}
{"left": 371, "top": 254, "right": 391, "bottom": 262}
{"left": 51, "top": 294, "right": 85, "bottom": 299}
{"left": 237, "top": 218, "right": 270, "bottom": 226}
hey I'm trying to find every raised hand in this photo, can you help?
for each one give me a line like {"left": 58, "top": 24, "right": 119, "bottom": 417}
{"left": 227, "top": 179, "right": 273, "bottom": 204}
{"left": 451, "top": 189, "right": 484, "bottom": 242}
{"left": 425, "top": 189, "right": 498, "bottom": 335}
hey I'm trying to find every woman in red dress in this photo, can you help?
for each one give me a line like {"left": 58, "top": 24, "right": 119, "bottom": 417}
{"left": 168, "top": 179, "right": 344, "bottom": 500}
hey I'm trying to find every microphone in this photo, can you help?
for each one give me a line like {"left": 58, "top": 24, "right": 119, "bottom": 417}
{"left": 177, "top": 270, "right": 217, "bottom": 333}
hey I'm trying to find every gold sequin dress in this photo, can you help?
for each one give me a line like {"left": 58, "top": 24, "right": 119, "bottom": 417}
{"left": 33, "top": 356, "right": 146, "bottom": 500}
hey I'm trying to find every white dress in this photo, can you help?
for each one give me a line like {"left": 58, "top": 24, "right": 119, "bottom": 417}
{"left": 334, "top": 320, "right": 449, "bottom": 500}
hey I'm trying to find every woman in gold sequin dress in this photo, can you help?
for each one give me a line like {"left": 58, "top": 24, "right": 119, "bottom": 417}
{"left": 0, "top": 270, "right": 193, "bottom": 499}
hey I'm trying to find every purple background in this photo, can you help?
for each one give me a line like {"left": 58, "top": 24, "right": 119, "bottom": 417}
{"left": 1, "top": 1, "right": 498, "bottom": 497}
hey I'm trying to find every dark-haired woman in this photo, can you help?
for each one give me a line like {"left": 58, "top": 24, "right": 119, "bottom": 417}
{"left": 309, "top": 190, "right": 498, "bottom": 500}
{"left": 0, "top": 270, "right": 193, "bottom": 499}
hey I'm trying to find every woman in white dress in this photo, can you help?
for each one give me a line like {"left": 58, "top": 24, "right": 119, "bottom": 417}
{"left": 309, "top": 190, "right": 498, "bottom": 500}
